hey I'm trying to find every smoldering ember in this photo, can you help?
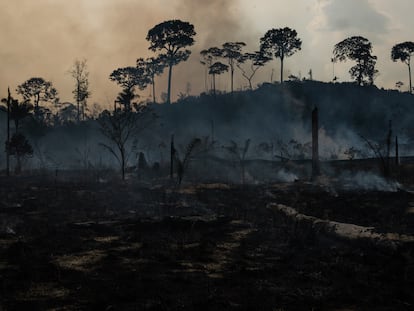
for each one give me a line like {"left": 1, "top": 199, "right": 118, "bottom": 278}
{"left": 1, "top": 13, "right": 414, "bottom": 310}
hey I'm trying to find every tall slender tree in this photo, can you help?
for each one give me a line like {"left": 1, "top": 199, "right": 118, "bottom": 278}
{"left": 237, "top": 51, "right": 271, "bottom": 89}
{"left": 137, "top": 57, "right": 166, "bottom": 104}
{"left": 391, "top": 41, "right": 414, "bottom": 94}
{"left": 220, "top": 42, "right": 246, "bottom": 93}
{"left": 146, "top": 20, "right": 196, "bottom": 104}
{"left": 200, "top": 47, "right": 222, "bottom": 92}
{"left": 260, "top": 27, "right": 302, "bottom": 83}
{"left": 209, "top": 62, "right": 229, "bottom": 95}
{"left": 69, "top": 59, "right": 90, "bottom": 121}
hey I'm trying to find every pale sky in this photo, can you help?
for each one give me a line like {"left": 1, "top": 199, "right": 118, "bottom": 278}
{"left": 0, "top": 0, "right": 413, "bottom": 109}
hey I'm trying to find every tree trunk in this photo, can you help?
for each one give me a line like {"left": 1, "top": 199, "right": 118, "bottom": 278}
{"left": 280, "top": 57, "right": 284, "bottom": 83}
{"left": 152, "top": 74, "right": 156, "bottom": 104}
{"left": 6, "top": 88, "right": 10, "bottom": 177}
{"left": 230, "top": 67, "right": 234, "bottom": 93}
{"left": 120, "top": 147, "right": 125, "bottom": 180}
{"left": 408, "top": 61, "right": 412, "bottom": 94}
{"left": 170, "top": 134, "right": 175, "bottom": 179}
{"left": 167, "top": 61, "right": 173, "bottom": 104}
{"left": 213, "top": 74, "right": 216, "bottom": 95}
{"left": 77, "top": 82, "right": 80, "bottom": 122}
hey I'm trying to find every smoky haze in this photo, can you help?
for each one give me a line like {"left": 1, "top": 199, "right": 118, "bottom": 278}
{"left": 1, "top": 0, "right": 413, "bottom": 107}
{"left": 0, "top": 0, "right": 257, "bottom": 108}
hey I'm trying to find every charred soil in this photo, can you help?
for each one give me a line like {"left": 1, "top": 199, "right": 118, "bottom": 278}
{"left": 0, "top": 176, "right": 413, "bottom": 310}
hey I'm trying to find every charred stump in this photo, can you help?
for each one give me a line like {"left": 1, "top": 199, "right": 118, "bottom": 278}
{"left": 312, "top": 107, "right": 320, "bottom": 179}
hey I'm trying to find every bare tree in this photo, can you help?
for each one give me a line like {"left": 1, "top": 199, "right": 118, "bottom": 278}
{"left": 98, "top": 106, "right": 154, "bottom": 180}
{"left": 69, "top": 59, "right": 90, "bottom": 121}
{"left": 224, "top": 139, "right": 251, "bottom": 184}
{"left": 237, "top": 51, "right": 271, "bottom": 89}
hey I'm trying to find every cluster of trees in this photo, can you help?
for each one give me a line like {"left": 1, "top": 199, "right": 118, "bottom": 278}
{"left": 108, "top": 19, "right": 414, "bottom": 106}
{"left": 110, "top": 20, "right": 196, "bottom": 108}
{"left": 3, "top": 18, "right": 414, "bottom": 178}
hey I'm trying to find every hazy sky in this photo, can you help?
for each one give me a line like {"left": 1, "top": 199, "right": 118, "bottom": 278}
{"left": 1, "top": 0, "right": 413, "bottom": 108}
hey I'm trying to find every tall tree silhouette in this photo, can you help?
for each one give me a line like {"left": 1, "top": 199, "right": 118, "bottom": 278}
{"left": 220, "top": 42, "right": 246, "bottom": 93}
{"left": 209, "top": 62, "right": 229, "bottom": 95}
{"left": 69, "top": 59, "right": 90, "bottom": 121}
{"left": 237, "top": 51, "right": 271, "bottom": 89}
{"left": 391, "top": 41, "right": 414, "bottom": 94}
{"left": 260, "top": 27, "right": 302, "bottom": 83}
{"left": 200, "top": 47, "right": 222, "bottom": 92}
{"left": 146, "top": 20, "right": 196, "bottom": 104}
{"left": 16, "top": 77, "right": 58, "bottom": 119}
{"left": 109, "top": 66, "right": 149, "bottom": 111}
{"left": 333, "top": 36, "right": 378, "bottom": 86}
{"left": 137, "top": 57, "right": 166, "bottom": 104}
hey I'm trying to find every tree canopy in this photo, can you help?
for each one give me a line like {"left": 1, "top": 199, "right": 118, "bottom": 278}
{"left": 109, "top": 66, "right": 149, "bottom": 110}
{"left": 260, "top": 27, "right": 302, "bottom": 83}
{"left": 391, "top": 41, "right": 414, "bottom": 93}
{"left": 221, "top": 42, "right": 246, "bottom": 93}
{"left": 333, "top": 36, "right": 378, "bottom": 86}
{"left": 16, "top": 77, "right": 58, "bottom": 116}
{"left": 146, "top": 20, "right": 196, "bottom": 104}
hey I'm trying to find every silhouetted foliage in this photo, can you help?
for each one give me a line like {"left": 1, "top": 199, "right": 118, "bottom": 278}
{"left": 260, "top": 27, "right": 302, "bottom": 83}
{"left": 391, "top": 41, "right": 414, "bottom": 94}
{"left": 5, "top": 133, "right": 33, "bottom": 174}
{"left": 16, "top": 77, "right": 59, "bottom": 120}
{"left": 333, "top": 36, "right": 378, "bottom": 86}
{"left": 224, "top": 139, "right": 251, "bottom": 184}
{"left": 69, "top": 59, "right": 90, "bottom": 121}
{"left": 175, "top": 138, "right": 201, "bottom": 185}
{"left": 98, "top": 106, "right": 155, "bottom": 180}
{"left": 200, "top": 47, "right": 222, "bottom": 92}
{"left": 137, "top": 57, "right": 166, "bottom": 104}
{"left": 146, "top": 20, "right": 196, "bottom": 104}
{"left": 209, "top": 62, "right": 229, "bottom": 95}
{"left": 220, "top": 42, "right": 246, "bottom": 93}
{"left": 237, "top": 51, "right": 271, "bottom": 89}
{"left": 109, "top": 67, "right": 149, "bottom": 111}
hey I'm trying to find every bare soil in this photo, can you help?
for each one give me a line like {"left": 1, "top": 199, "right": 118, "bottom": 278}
{"left": 0, "top": 176, "right": 413, "bottom": 310}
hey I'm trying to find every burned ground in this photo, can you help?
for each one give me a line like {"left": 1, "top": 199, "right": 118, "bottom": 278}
{"left": 0, "top": 176, "right": 413, "bottom": 310}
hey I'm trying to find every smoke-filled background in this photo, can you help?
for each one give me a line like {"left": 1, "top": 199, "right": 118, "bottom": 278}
{"left": 0, "top": 0, "right": 413, "bottom": 106}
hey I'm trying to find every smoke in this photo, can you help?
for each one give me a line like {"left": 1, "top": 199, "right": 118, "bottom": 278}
{"left": 341, "top": 171, "right": 401, "bottom": 192}
{"left": 0, "top": 0, "right": 250, "bottom": 107}
{"left": 276, "top": 169, "right": 298, "bottom": 182}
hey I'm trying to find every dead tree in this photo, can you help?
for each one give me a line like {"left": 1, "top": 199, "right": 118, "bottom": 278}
{"left": 98, "top": 106, "right": 154, "bottom": 180}
{"left": 224, "top": 139, "right": 251, "bottom": 184}
{"left": 312, "top": 107, "right": 320, "bottom": 178}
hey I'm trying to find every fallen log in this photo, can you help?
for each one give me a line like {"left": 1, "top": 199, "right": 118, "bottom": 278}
{"left": 268, "top": 203, "right": 414, "bottom": 253}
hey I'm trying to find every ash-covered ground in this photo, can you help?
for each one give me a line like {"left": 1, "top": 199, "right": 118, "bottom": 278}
{"left": 0, "top": 173, "right": 413, "bottom": 310}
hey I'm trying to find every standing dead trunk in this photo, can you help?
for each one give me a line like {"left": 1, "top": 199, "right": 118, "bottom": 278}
{"left": 312, "top": 107, "right": 320, "bottom": 179}
{"left": 385, "top": 120, "right": 392, "bottom": 178}
{"left": 170, "top": 135, "right": 175, "bottom": 179}
{"left": 6, "top": 87, "right": 10, "bottom": 177}
{"left": 167, "top": 62, "right": 173, "bottom": 104}
{"left": 395, "top": 136, "right": 399, "bottom": 166}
